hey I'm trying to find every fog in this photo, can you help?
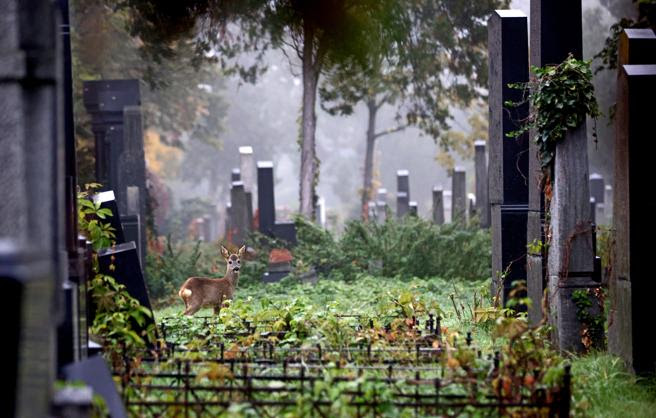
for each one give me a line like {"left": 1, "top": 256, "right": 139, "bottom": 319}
{"left": 142, "top": 0, "right": 630, "bottom": 235}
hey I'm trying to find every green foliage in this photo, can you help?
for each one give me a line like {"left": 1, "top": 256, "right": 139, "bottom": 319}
{"left": 294, "top": 216, "right": 491, "bottom": 281}
{"left": 77, "top": 183, "right": 116, "bottom": 251}
{"left": 77, "top": 184, "right": 157, "bottom": 366}
{"left": 572, "top": 289, "right": 606, "bottom": 352}
{"left": 508, "top": 55, "right": 600, "bottom": 170}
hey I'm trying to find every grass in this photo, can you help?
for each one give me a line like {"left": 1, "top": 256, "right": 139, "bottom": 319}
{"left": 154, "top": 275, "right": 656, "bottom": 417}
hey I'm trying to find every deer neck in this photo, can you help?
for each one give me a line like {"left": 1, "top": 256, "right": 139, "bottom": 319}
{"left": 225, "top": 268, "right": 239, "bottom": 287}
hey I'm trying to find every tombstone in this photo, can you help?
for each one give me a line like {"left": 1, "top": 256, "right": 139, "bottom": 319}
{"left": 535, "top": 1, "right": 600, "bottom": 353}
{"left": 396, "top": 170, "right": 410, "bottom": 218}
{"left": 488, "top": 10, "right": 529, "bottom": 305}
{"left": 256, "top": 161, "right": 297, "bottom": 245}
{"left": 443, "top": 190, "right": 453, "bottom": 223}
{"left": 239, "top": 146, "right": 257, "bottom": 207}
{"left": 225, "top": 202, "right": 232, "bottom": 240}
{"left": 82, "top": 80, "right": 141, "bottom": 200}
{"left": 229, "top": 182, "right": 251, "bottom": 245}
{"left": 202, "top": 215, "right": 213, "bottom": 242}
{"left": 451, "top": 169, "right": 467, "bottom": 224}
{"left": 257, "top": 162, "right": 275, "bottom": 235}
{"left": 589, "top": 197, "right": 597, "bottom": 225}
{"left": 62, "top": 355, "right": 127, "bottom": 418}
{"left": 97, "top": 242, "right": 156, "bottom": 344}
{"left": 474, "top": 141, "right": 490, "bottom": 227}
{"left": 119, "top": 106, "right": 147, "bottom": 265}
{"left": 231, "top": 168, "right": 241, "bottom": 182}
{"left": 609, "top": 29, "right": 656, "bottom": 373}
{"left": 409, "top": 201, "right": 418, "bottom": 217}
{"left": 432, "top": 187, "right": 445, "bottom": 225}
{"left": 121, "top": 187, "right": 142, "bottom": 268}
{"left": 368, "top": 200, "right": 378, "bottom": 220}
{"left": 1, "top": 242, "right": 56, "bottom": 418}
{"left": 262, "top": 249, "right": 293, "bottom": 283}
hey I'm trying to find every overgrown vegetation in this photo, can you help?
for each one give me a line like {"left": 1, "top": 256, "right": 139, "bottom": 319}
{"left": 78, "top": 184, "right": 157, "bottom": 367}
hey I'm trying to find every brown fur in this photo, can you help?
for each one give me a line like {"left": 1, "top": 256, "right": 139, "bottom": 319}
{"left": 178, "top": 245, "right": 245, "bottom": 316}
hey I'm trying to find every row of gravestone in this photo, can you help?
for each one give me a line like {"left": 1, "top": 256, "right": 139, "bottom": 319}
{"left": 372, "top": 142, "right": 490, "bottom": 227}
{"left": 489, "top": 4, "right": 656, "bottom": 375}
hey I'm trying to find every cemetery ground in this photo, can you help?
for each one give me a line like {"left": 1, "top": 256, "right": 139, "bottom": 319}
{"left": 94, "top": 217, "right": 656, "bottom": 417}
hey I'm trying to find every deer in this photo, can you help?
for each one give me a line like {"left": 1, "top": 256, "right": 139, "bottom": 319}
{"left": 178, "top": 245, "right": 245, "bottom": 316}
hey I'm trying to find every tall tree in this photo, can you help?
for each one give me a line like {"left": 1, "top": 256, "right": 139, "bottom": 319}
{"left": 319, "top": 0, "right": 508, "bottom": 218}
{"left": 113, "top": 0, "right": 399, "bottom": 218}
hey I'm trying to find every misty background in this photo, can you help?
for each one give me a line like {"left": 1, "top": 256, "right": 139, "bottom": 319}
{"left": 73, "top": 0, "right": 631, "bottom": 237}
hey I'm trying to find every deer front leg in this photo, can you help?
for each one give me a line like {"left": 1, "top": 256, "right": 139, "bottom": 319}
{"left": 213, "top": 294, "right": 224, "bottom": 316}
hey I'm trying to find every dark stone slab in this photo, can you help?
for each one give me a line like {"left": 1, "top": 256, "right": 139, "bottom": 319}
{"left": 231, "top": 168, "right": 241, "bottom": 182}
{"left": 490, "top": 205, "right": 528, "bottom": 305}
{"left": 589, "top": 173, "right": 604, "bottom": 204}
{"left": 609, "top": 64, "right": 656, "bottom": 374}
{"left": 97, "top": 242, "right": 156, "bottom": 343}
{"left": 396, "top": 192, "right": 409, "bottom": 218}
{"left": 272, "top": 222, "right": 297, "bottom": 245}
{"left": 474, "top": 141, "right": 490, "bottom": 227}
{"left": 257, "top": 161, "right": 275, "bottom": 235}
{"left": 488, "top": 10, "right": 529, "bottom": 206}
{"left": 409, "top": 201, "right": 418, "bottom": 217}
{"left": 432, "top": 187, "right": 444, "bottom": 225}
{"left": 619, "top": 29, "right": 656, "bottom": 66}
{"left": 0, "top": 242, "right": 55, "bottom": 418}
{"left": 62, "top": 355, "right": 127, "bottom": 418}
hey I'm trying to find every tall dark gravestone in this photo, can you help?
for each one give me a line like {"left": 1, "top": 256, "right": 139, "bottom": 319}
{"left": 229, "top": 181, "right": 251, "bottom": 245}
{"left": 257, "top": 161, "right": 275, "bottom": 236}
{"left": 82, "top": 79, "right": 141, "bottom": 206}
{"left": 119, "top": 106, "right": 147, "bottom": 267}
{"left": 396, "top": 170, "right": 410, "bottom": 218}
{"left": 451, "top": 169, "right": 467, "bottom": 224}
{"left": 432, "top": 187, "right": 445, "bottom": 225}
{"left": 488, "top": 10, "right": 529, "bottom": 305}
{"left": 609, "top": 28, "right": 656, "bottom": 375}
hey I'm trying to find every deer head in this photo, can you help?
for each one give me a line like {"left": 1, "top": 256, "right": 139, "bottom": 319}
{"left": 221, "top": 245, "right": 246, "bottom": 277}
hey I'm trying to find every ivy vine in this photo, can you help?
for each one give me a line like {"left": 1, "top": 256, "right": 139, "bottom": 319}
{"left": 507, "top": 54, "right": 600, "bottom": 171}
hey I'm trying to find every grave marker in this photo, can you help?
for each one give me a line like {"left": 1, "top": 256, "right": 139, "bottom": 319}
{"left": 452, "top": 169, "right": 467, "bottom": 224}
{"left": 609, "top": 45, "right": 656, "bottom": 374}
{"left": 432, "top": 187, "right": 445, "bottom": 225}
{"left": 229, "top": 181, "right": 251, "bottom": 245}
{"left": 239, "top": 146, "right": 257, "bottom": 208}
{"left": 488, "top": 10, "right": 530, "bottom": 305}
{"left": 396, "top": 170, "right": 410, "bottom": 218}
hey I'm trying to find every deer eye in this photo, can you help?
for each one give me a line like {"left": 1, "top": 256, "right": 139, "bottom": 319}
{"left": 237, "top": 260, "right": 240, "bottom": 264}
{"left": 228, "top": 260, "right": 232, "bottom": 264}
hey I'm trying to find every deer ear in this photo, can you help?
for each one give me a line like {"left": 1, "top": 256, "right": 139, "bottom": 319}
{"left": 220, "top": 245, "right": 230, "bottom": 259}
{"left": 238, "top": 245, "right": 246, "bottom": 257}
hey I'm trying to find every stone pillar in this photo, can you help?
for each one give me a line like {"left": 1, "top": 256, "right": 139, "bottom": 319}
{"left": 257, "top": 161, "right": 275, "bottom": 235}
{"left": 0, "top": 0, "right": 64, "bottom": 414}
{"left": 474, "top": 141, "right": 490, "bottom": 227}
{"left": 229, "top": 182, "right": 250, "bottom": 245}
{"left": 451, "top": 169, "right": 467, "bottom": 224}
{"left": 432, "top": 187, "right": 444, "bottom": 225}
{"left": 609, "top": 30, "right": 656, "bottom": 375}
{"left": 396, "top": 170, "right": 410, "bottom": 218}
{"left": 528, "top": 0, "right": 590, "bottom": 330}
{"left": 239, "top": 146, "right": 256, "bottom": 208}
{"left": 82, "top": 80, "right": 140, "bottom": 208}
{"left": 120, "top": 106, "right": 147, "bottom": 267}
{"left": 488, "top": 10, "right": 530, "bottom": 305}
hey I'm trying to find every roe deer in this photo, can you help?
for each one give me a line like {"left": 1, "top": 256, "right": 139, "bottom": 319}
{"left": 178, "top": 245, "right": 245, "bottom": 316}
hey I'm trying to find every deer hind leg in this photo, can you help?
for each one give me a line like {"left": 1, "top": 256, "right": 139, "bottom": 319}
{"left": 184, "top": 301, "right": 202, "bottom": 316}
{"left": 213, "top": 294, "right": 225, "bottom": 316}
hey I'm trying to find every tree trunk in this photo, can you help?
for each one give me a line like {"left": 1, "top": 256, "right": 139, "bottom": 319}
{"left": 361, "top": 100, "right": 378, "bottom": 220}
{"left": 299, "top": 22, "right": 319, "bottom": 218}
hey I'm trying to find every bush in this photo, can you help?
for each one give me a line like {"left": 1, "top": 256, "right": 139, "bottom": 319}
{"left": 294, "top": 216, "right": 491, "bottom": 280}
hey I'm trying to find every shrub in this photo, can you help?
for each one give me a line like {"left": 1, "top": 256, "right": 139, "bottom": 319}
{"left": 294, "top": 216, "right": 491, "bottom": 280}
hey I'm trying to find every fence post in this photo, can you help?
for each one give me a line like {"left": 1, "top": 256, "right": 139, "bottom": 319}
{"left": 559, "top": 364, "right": 572, "bottom": 418}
